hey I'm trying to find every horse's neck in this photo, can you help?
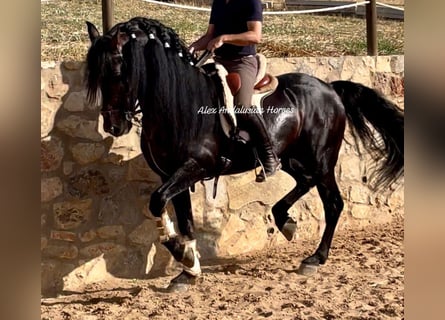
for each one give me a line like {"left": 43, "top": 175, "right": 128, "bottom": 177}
{"left": 143, "top": 57, "right": 217, "bottom": 119}
{"left": 141, "top": 59, "right": 218, "bottom": 141}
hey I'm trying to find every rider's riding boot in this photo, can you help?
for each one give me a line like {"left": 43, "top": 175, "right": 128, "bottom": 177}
{"left": 244, "top": 112, "right": 281, "bottom": 182}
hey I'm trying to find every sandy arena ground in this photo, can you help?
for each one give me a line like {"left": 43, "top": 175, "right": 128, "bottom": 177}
{"left": 41, "top": 216, "right": 403, "bottom": 319}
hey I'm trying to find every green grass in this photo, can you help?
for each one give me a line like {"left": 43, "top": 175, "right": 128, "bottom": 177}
{"left": 41, "top": 0, "right": 404, "bottom": 61}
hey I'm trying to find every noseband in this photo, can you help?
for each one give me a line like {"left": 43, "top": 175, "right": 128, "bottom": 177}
{"left": 101, "top": 100, "right": 142, "bottom": 125}
{"left": 126, "top": 100, "right": 142, "bottom": 123}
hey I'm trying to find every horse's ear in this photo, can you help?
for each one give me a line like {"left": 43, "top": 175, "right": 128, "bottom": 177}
{"left": 86, "top": 21, "right": 100, "bottom": 42}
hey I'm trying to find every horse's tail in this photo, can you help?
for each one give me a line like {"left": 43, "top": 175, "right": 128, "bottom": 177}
{"left": 331, "top": 80, "right": 404, "bottom": 190}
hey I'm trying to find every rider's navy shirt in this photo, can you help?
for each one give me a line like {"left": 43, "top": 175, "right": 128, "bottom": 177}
{"left": 209, "top": 0, "right": 263, "bottom": 59}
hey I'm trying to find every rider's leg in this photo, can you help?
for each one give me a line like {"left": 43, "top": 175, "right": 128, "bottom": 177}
{"left": 218, "top": 55, "right": 281, "bottom": 179}
{"left": 239, "top": 110, "right": 281, "bottom": 180}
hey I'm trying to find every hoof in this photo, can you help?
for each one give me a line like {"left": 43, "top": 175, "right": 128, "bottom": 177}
{"left": 297, "top": 263, "right": 319, "bottom": 276}
{"left": 280, "top": 218, "right": 297, "bottom": 241}
{"left": 166, "top": 282, "right": 192, "bottom": 293}
{"left": 166, "top": 270, "right": 198, "bottom": 293}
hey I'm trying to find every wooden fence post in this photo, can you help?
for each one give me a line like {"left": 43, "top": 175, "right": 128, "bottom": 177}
{"left": 102, "top": 0, "right": 114, "bottom": 33}
{"left": 366, "top": 0, "right": 377, "bottom": 55}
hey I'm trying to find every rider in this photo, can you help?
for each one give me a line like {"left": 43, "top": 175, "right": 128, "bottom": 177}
{"left": 189, "top": 0, "right": 281, "bottom": 182}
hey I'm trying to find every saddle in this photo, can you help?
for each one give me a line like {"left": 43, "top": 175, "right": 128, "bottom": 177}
{"left": 225, "top": 54, "right": 278, "bottom": 95}
{"left": 215, "top": 53, "right": 279, "bottom": 138}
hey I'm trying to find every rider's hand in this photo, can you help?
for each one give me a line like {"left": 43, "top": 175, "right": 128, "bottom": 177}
{"left": 188, "top": 43, "right": 198, "bottom": 55}
{"left": 207, "top": 35, "right": 224, "bottom": 52}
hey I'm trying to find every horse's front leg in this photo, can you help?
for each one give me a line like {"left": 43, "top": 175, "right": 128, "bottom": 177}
{"left": 149, "top": 158, "right": 207, "bottom": 291}
{"left": 163, "top": 190, "right": 202, "bottom": 291}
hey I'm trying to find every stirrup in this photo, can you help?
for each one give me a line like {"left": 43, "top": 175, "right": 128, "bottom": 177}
{"left": 253, "top": 148, "right": 267, "bottom": 182}
{"left": 255, "top": 162, "right": 282, "bottom": 182}
{"left": 230, "top": 127, "right": 249, "bottom": 145}
{"left": 255, "top": 166, "right": 267, "bottom": 182}
{"left": 253, "top": 148, "right": 281, "bottom": 182}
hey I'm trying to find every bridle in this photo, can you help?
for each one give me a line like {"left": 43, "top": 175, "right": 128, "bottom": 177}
{"left": 125, "top": 100, "right": 142, "bottom": 126}
{"left": 100, "top": 101, "right": 142, "bottom": 127}
{"left": 100, "top": 30, "right": 144, "bottom": 127}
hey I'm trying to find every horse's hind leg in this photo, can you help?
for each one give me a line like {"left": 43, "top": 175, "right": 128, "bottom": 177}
{"left": 298, "top": 171, "right": 344, "bottom": 275}
{"left": 272, "top": 156, "right": 317, "bottom": 240}
{"left": 272, "top": 171, "right": 315, "bottom": 241}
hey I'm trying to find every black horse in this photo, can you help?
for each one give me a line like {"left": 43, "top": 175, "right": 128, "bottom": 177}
{"left": 85, "top": 17, "right": 403, "bottom": 291}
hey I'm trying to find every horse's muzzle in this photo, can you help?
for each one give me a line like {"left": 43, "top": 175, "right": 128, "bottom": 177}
{"left": 106, "top": 123, "right": 131, "bottom": 137}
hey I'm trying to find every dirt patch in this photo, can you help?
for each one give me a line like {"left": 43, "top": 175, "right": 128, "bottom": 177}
{"left": 41, "top": 216, "right": 403, "bottom": 319}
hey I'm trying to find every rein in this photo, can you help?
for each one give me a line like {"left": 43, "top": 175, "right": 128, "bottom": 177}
{"left": 146, "top": 137, "right": 170, "bottom": 177}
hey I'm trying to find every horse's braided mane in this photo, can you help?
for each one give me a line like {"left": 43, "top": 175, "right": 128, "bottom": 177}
{"left": 86, "top": 16, "right": 224, "bottom": 135}
{"left": 118, "top": 17, "right": 224, "bottom": 156}
{"left": 124, "top": 17, "right": 197, "bottom": 66}
{"left": 86, "top": 17, "right": 204, "bottom": 106}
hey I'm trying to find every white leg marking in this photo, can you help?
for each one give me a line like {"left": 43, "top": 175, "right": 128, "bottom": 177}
{"left": 182, "top": 239, "right": 201, "bottom": 276}
{"left": 156, "top": 210, "right": 177, "bottom": 241}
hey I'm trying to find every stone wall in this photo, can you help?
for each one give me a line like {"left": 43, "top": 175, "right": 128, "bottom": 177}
{"left": 41, "top": 56, "right": 404, "bottom": 295}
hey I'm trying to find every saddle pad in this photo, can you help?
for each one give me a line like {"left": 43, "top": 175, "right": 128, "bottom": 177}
{"left": 214, "top": 63, "right": 237, "bottom": 137}
{"left": 214, "top": 63, "right": 274, "bottom": 138}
